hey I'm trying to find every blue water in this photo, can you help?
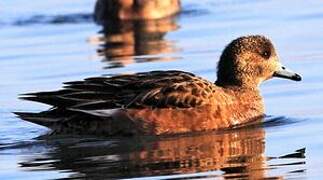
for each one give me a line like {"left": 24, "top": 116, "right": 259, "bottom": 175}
{"left": 1, "top": 0, "right": 323, "bottom": 179}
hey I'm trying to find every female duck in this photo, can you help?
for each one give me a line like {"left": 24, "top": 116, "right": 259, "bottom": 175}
{"left": 17, "top": 35, "right": 301, "bottom": 135}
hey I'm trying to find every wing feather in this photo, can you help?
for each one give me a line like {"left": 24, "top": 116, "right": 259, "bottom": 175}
{"left": 20, "top": 70, "right": 218, "bottom": 110}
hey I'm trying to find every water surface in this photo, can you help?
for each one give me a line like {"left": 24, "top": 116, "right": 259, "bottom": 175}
{"left": 1, "top": 0, "right": 323, "bottom": 179}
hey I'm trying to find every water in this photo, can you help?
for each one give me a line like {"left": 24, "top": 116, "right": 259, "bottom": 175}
{"left": 1, "top": 0, "right": 323, "bottom": 179}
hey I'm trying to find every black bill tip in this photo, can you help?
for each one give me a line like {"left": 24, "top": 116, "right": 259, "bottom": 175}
{"left": 293, "top": 73, "right": 302, "bottom": 81}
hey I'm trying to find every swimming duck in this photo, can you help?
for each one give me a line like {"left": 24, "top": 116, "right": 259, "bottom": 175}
{"left": 17, "top": 35, "right": 301, "bottom": 135}
{"left": 94, "top": 0, "right": 181, "bottom": 22}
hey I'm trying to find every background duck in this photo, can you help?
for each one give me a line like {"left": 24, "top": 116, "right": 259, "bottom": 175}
{"left": 94, "top": 0, "right": 181, "bottom": 21}
{"left": 16, "top": 35, "right": 301, "bottom": 135}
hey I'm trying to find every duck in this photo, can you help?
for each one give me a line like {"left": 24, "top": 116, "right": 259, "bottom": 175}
{"left": 94, "top": 0, "right": 181, "bottom": 22}
{"left": 16, "top": 35, "right": 301, "bottom": 136}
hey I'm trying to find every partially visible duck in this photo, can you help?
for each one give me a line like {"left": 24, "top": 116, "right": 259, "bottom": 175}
{"left": 94, "top": 0, "right": 181, "bottom": 22}
{"left": 17, "top": 35, "right": 301, "bottom": 135}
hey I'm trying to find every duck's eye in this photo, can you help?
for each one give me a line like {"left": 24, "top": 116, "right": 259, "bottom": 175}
{"left": 261, "top": 50, "right": 271, "bottom": 59}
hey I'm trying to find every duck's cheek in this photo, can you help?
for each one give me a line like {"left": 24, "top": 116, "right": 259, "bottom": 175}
{"left": 254, "top": 65, "right": 274, "bottom": 81}
{"left": 254, "top": 65, "right": 265, "bottom": 76}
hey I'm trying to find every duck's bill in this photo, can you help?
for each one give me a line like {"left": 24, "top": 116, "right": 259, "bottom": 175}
{"left": 273, "top": 66, "right": 302, "bottom": 81}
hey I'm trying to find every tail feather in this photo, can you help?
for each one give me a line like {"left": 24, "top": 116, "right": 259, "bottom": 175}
{"left": 20, "top": 89, "right": 74, "bottom": 97}
{"left": 14, "top": 112, "right": 62, "bottom": 127}
{"left": 19, "top": 94, "right": 87, "bottom": 107}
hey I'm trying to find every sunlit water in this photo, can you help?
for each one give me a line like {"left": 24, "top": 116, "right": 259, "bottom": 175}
{"left": 1, "top": 0, "right": 323, "bottom": 179}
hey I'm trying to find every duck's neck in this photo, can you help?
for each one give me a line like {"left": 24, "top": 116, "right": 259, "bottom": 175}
{"left": 217, "top": 84, "right": 262, "bottom": 99}
{"left": 216, "top": 83, "right": 265, "bottom": 125}
{"left": 215, "top": 80, "right": 260, "bottom": 91}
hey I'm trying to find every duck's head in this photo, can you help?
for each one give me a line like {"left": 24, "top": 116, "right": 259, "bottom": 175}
{"left": 216, "top": 35, "right": 301, "bottom": 88}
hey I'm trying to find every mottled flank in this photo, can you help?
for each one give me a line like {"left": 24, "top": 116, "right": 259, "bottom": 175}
{"left": 16, "top": 35, "right": 302, "bottom": 135}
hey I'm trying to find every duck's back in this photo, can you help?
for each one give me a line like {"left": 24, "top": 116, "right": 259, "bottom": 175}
{"left": 22, "top": 70, "right": 218, "bottom": 111}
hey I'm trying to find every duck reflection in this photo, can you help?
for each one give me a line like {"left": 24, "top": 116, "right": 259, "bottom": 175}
{"left": 19, "top": 127, "right": 268, "bottom": 179}
{"left": 91, "top": 0, "right": 181, "bottom": 68}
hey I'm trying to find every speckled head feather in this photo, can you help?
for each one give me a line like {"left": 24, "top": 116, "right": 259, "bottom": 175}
{"left": 216, "top": 35, "right": 278, "bottom": 87}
